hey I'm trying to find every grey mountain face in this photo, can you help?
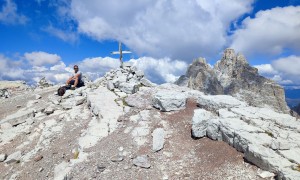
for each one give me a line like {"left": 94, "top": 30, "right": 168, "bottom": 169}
{"left": 175, "top": 49, "right": 289, "bottom": 113}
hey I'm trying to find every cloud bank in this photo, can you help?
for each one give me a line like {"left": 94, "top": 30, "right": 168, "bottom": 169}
{"left": 0, "top": 52, "right": 188, "bottom": 86}
{"left": 231, "top": 6, "right": 300, "bottom": 57}
{"left": 70, "top": 0, "right": 254, "bottom": 60}
{"left": 255, "top": 55, "right": 300, "bottom": 86}
{"left": 24, "top": 51, "right": 61, "bottom": 66}
{"left": 0, "top": 0, "right": 28, "bottom": 25}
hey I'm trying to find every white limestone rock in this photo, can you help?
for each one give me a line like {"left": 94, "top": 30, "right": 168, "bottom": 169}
{"left": 35, "top": 94, "right": 42, "bottom": 100}
{"left": 112, "top": 75, "right": 127, "bottom": 88}
{"left": 0, "top": 122, "right": 13, "bottom": 129}
{"left": 135, "top": 70, "right": 144, "bottom": 78}
{"left": 107, "top": 81, "right": 114, "bottom": 91}
{"left": 245, "top": 144, "right": 294, "bottom": 173}
{"left": 0, "top": 154, "right": 7, "bottom": 162}
{"left": 258, "top": 171, "right": 275, "bottom": 179}
{"left": 152, "top": 128, "right": 165, "bottom": 152}
{"left": 0, "top": 109, "right": 34, "bottom": 125}
{"left": 61, "top": 101, "right": 73, "bottom": 110}
{"left": 140, "top": 78, "right": 156, "bottom": 87}
{"left": 152, "top": 90, "right": 187, "bottom": 112}
{"left": 191, "top": 109, "right": 215, "bottom": 138}
{"left": 197, "top": 94, "right": 246, "bottom": 111}
{"left": 5, "top": 151, "right": 22, "bottom": 164}
{"left": 133, "top": 155, "right": 151, "bottom": 168}
{"left": 75, "top": 96, "right": 86, "bottom": 106}
{"left": 44, "top": 106, "right": 55, "bottom": 115}
{"left": 119, "top": 82, "right": 139, "bottom": 94}
{"left": 279, "top": 148, "right": 300, "bottom": 164}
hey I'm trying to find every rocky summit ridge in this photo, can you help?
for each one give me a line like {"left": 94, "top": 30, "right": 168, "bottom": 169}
{"left": 0, "top": 59, "right": 299, "bottom": 179}
{"left": 176, "top": 48, "right": 289, "bottom": 114}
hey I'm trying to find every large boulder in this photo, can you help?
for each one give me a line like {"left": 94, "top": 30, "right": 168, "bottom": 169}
{"left": 191, "top": 93, "right": 300, "bottom": 179}
{"left": 152, "top": 90, "right": 187, "bottom": 112}
{"left": 119, "top": 82, "right": 139, "bottom": 94}
{"left": 191, "top": 109, "right": 214, "bottom": 138}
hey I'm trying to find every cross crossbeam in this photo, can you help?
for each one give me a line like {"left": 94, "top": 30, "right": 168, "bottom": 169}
{"left": 111, "top": 42, "right": 132, "bottom": 68}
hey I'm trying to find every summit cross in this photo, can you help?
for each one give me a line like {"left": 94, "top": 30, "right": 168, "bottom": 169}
{"left": 111, "top": 42, "right": 132, "bottom": 68}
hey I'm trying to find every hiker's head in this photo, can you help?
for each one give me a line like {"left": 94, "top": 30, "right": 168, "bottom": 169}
{"left": 74, "top": 65, "right": 79, "bottom": 72}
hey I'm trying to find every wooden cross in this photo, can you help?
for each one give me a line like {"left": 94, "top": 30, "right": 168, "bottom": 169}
{"left": 111, "top": 42, "right": 132, "bottom": 68}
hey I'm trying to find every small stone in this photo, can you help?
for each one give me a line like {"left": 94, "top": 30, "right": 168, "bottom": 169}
{"left": 118, "top": 147, "right": 124, "bottom": 152}
{"left": 97, "top": 165, "right": 106, "bottom": 173}
{"left": 75, "top": 96, "right": 85, "bottom": 106}
{"left": 35, "top": 94, "right": 42, "bottom": 100}
{"left": 163, "top": 175, "right": 169, "bottom": 180}
{"left": 34, "top": 155, "right": 43, "bottom": 162}
{"left": 0, "top": 154, "right": 7, "bottom": 162}
{"left": 258, "top": 171, "right": 275, "bottom": 178}
{"left": 16, "top": 105, "right": 22, "bottom": 108}
{"left": 111, "top": 155, "right": 124, "bottom": 162}
{"left": 123, "top": 165, "right": 132, "bottom": 170}
{"left": 5, "top": 151, "right": 22, "bottom": 164}
{"left": 44, "top": 107, "right": 55, "bottom": 115}
{"left": 107, "top": 81, "right": 115, "bottom": 91}
{"left": 39, "top": 168, "right": 44, "bottom": 172}
{"left": 133, "top": 155, "right": 151, "bottom": 168}
{"left": 135, "top": 70, "right": 144, "bottom": 77}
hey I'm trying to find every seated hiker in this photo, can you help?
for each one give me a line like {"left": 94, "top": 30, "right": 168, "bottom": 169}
{"left": 66, "top": 65, "right": 84, "bottom": 90}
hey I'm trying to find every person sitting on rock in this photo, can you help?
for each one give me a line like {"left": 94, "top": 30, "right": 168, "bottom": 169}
{"left": 66, "top": 65, "right": 84, "bottom": 90}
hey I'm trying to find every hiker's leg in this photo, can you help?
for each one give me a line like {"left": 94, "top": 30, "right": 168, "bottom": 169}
{"left": 74, "top": 77, "right": 79, "bottom": 87}
{"left": 66, "top": 77, "right": 72, "bottom": 85}
{"left": 69, "top": 80, "right": 75, "bottom": 85}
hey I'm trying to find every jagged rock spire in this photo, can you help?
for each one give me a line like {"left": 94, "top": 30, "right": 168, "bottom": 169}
{"left": 175, "top": 48, "right": 289, "bottom": 113}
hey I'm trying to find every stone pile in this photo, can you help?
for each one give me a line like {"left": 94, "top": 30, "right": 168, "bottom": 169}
{"left": 175, "top": 49, "right": 289, "bottom": 114}
{"left": 93, "top": 64, "right": 156, "bottom": 94}
{"left": 0, "top": 89, "right": 10, "bottom": 99}
{"left": 38, "top": 77, "right": 53, "bottom": 88}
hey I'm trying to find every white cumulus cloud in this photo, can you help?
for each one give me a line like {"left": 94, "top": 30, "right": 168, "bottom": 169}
{"left": 70, "top": 0, "right": 254, "bottom": 60}
{"left": 24, "top": 51, "right": 61, "bottom": 66}
{"left": 231, "top": 6, "right": 300, "bottom": 57}
{"left": 129, "top": 57, "right": 188, "bottom": 83}
{"left": 254, "top": 64, "right": 277, "bottom": 75}
{"left": 0, "top": 0, "right": 28, "bottom": 25}
{"left": 255, "top": 55, "right": 300, "bottom": 86}
{"left": 1, "top": 52, "right": 189, "bottom": 86}
{"left": 272, "top": 55, "right": 300, "bottom": 76}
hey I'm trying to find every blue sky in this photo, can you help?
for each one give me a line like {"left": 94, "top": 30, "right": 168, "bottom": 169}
{"left": 0, "top": 0, "right": 300, "bottom": 90}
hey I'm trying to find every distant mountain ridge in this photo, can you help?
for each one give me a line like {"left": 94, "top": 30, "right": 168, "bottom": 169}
{"left": 175, "top": 49, "right": 289, "bottom": 114}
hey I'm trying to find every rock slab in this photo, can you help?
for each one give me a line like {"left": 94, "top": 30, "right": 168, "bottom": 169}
{"left": 152, "top": 91, "right": 186, "bottom": 112}
{"left": 152, "top": 128, "right": 165, "bottom": 152}
{"left": 133, "top": 155, "right": 151, "bottom": 168}
{"left": 5, "top": 151, "right": 22, "bottom": 164}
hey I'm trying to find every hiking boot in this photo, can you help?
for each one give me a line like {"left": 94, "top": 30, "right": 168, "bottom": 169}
{"left": 70, "top": 86, "right": 76, "bottom": 90}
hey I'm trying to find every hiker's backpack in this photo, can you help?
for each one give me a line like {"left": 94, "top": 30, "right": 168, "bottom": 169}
{"left": 57, "top": 86, "right": 66, "bottom": 96}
